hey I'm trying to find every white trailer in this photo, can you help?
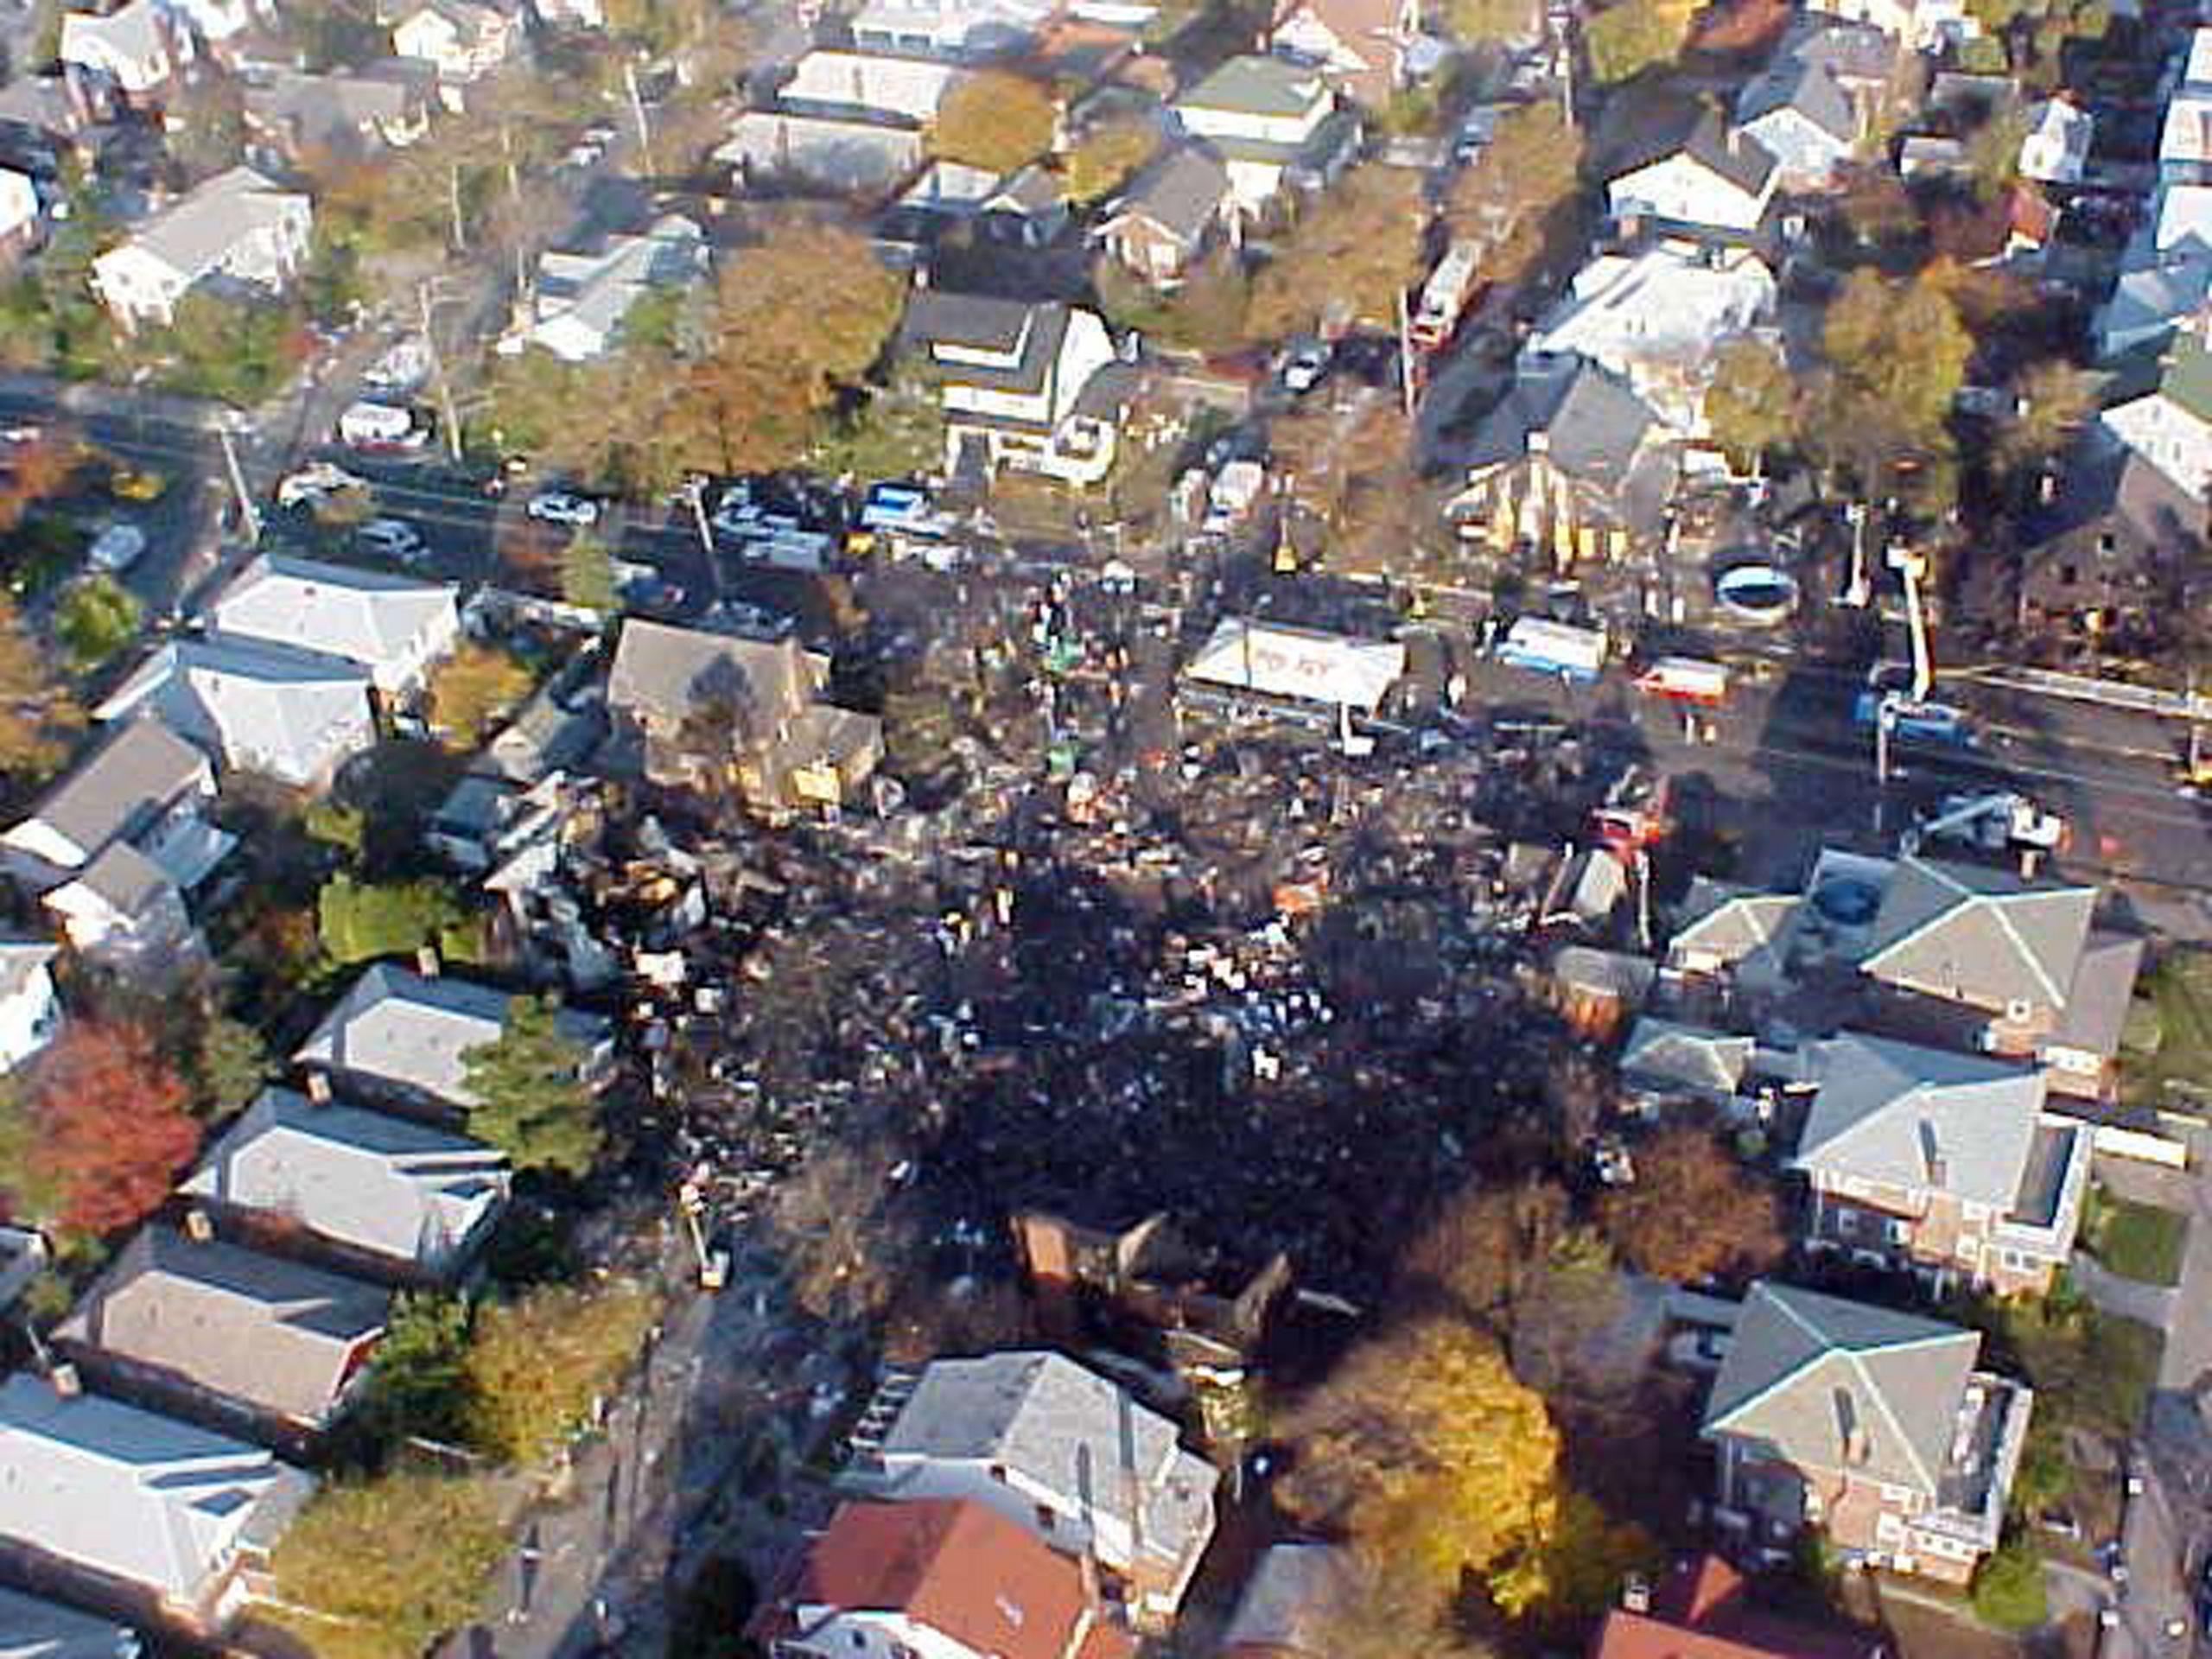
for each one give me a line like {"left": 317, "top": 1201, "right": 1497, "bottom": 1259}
{"left": 1496, "top": 616, "right": 1607, "bottom": 682}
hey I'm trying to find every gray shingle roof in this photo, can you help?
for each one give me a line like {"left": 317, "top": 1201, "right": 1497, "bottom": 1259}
{"left": 1862, "top": 857, "right": 2097, "bottom": 1013}
{"left": 179, "top": 1086, "right": 511, "bottom": 1277}
{"left": 0, "top": 1586, "right": 138, "bottom": 1659}
{"left": 1110, "top": 143, "right": 1230, "bottom": 243}
{"left": 1794, "top": 1032, "right": 2048, "bottom": 1208}
{"left": 58, "top": 1227, "right": 390, "bottom": 1427}
{"left": 1465, "top": 354, "right": 1662, "bottom": 483}
{"left": 1670, "top": 877, "right": 1798, "bottom": 963}
{"left": 1178, "top": 54, "right": 1329, "bottom": 118}
{"left": 5, "top": 717, "right": 207, "bottom": 871}
{"left": 882, "top": 1351, "right": 1218, "bottom": 1569}
{"left": 294, "top": 963, "right": 605, "bottom": 1110}
{"left": 1737, "top": 57, "right": 1855, "bottom": 145}
{"left": 1703, "top": 1281, "right": 1980, "bottom": 1502}
{"left": 1621, "top": 1017, "right": 1755, "bottom": 1096}
{"left": 118, "top": 166, "right": 306, "bottom": 286}
{"left": 607, "top": 618, "right": 823, "bottom": 731}
{"left": 205, "top": 552, "right": 456, "bottom": 679}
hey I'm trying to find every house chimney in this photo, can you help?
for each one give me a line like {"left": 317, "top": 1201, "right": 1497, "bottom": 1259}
{"left": 306, "top": 1070, "right": 333, "bottom": 1104}
{"left": 416, "top": 944, "right": 442, "bottom": 978}
{"left": 1621, "top": 1573, "right": 1653, "bottom": 1614}
{"left": 48, "top": 1362, "right": 79, "bottom": 1399}
{"left": 1847, "top": 1425, "right": 1870, "bottom": 1464}
{"left": 183, "top": 1209, "right": 214, "bottom": 1243}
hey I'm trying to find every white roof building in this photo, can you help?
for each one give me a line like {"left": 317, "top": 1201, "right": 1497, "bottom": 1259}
{"left": 95, "top": 637, "right": 376, "bottom": 790}
{"left": 0, "top": 1372, "right": 311, "bottom": 1635}
{"left": 1522, "top": 240, "right": 1776, "bottom": 435}
{"left": 180, "top": 1086, "right": 512, "bottom": 1280}
{"left": 501, "top": 215, "right": 706, "bottom": 363}
{"left": 1180, "top": 617, "right": 1406, "bottom": 714}
{"left": 89, "top": 166, "right": 312, "bottom": 331}
{"left": 204, "top": 552, "right": 461, "bottom": 695}
{"left": 781, "top": 49, "right": 963, "bottom": 121}
{"left": 2019, "top": 96, "right": 2092, "bottom": 185}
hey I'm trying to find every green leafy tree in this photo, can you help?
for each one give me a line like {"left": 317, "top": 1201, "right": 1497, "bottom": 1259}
{"left": 1249, "top": 164, "right": 1426, "bottom": 340}
{"left": 1064, "top": 116, "right": 1159, "bottom": 203}
{"left": 53, "top": 574, "right": 140, "bottom": 670}
{"left": 1815, "top": 267, "right": 1971, "bottom": 493}
{"left": 268, "top": 1471, "right": 509, "bottom": 1659}
{"left": 1704, "top": 337, "right": 1799, "bottom": 467}
{"left": 190, "top": 1014, "right": 270, "bottom": 1117}
{"left": 158, "top": 291, "right": 302, "bottom": 404}
{"left": 561, "top": 531, "right": 618, "bottom": 613}
{"left": 1994, "top": 357, "right": 2098, "bottom": 480}
{"left": 356, "top": 1292, "right": 475, "bottom": 1449}
{"left": 930, "top": 70, "right": 1057, "bottom": 172}
{"left": 460, "top": 995, "right": 601, "bottom": 1176}
{"left": 316, "top": 873, "right": 473, "bottom": 966}
{"left": 461, "top": 1280, "right": 657, "bottom": 1461}
{"left": 1094, "top": 246, "right": 1254, "bottom": 353}
{"left": 427, "top": 643, "right": 533, "bottom": 748}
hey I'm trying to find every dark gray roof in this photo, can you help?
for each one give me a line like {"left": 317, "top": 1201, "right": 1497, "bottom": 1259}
{"left": 1111, "top": 143, "right": 1230, "bottom": 243}
{"left": 607, "top": 618, "right": 823, "bottom": 729}
{"left": 1737, "top": 57, "right": 1855, "bottom": 146}
{"left": 1781, "top": 14, "right": 1898, "bottom": 82}
{"left": 2049, "top": 931, "right": 2145, "bottom": 1061}
{"left": 1465, "top": 354, "right": 1662, "bottom": 484}
{"left": 10, "top": 717, "right": 205, "bottom": 868}
{"left": 1863, "top": 856, "right": 2097, "bottom": 1013}
{"left": 1704, "top": 1281, "right": 1981, "bottom": 1501}
{"left": 1621, "top": 1017, "right": 1755, "bottom": 1096}
{"left": 1610, "top": 104, "right": 1777, "bottom": 199}
{"left": 901, "top": 292, "right": 1072, "bottom": 396}
{"left": 1671, "top": 876, "right": 1797, "bottom": 963}
{"left": 57, "top": 1226, "right": 390, "bottom": 1427}
{"left": 1795, "top": 1032, "right": 2049, "bottom": 1208}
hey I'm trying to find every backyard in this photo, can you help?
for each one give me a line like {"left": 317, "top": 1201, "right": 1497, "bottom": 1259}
{"left": 2120, "top": 949, "right": 2212, "bottom": 1113}
{"left": 2079, "top": 1184, "right": 2189, "bottom": 1287}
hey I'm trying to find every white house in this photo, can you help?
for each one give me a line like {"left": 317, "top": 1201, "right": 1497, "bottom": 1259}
{"left": 0, "top": 1371, "right": 313, "bottom": 1637}
{"left": 391, "top": 0, "right": 520, "bottom": 103}
{"left": 1605, "top": 111, "right": 1778, "bottom": 236}
{"left": 2019, "top": 96, "right": 2092, "bottom": 185}
{"left": 94, "top": 637, "right": 377, "bottom": 790}
{"left": 842, "top": 1350, "right": 1219, "bottom": 1621}
{"left": 1821, "top": 0, "right": 1976, "bottom": 49}
{"left": 534, "top": 0, "right": 604, "bottom": 28}
{"left": 1522, "top": 239, "right": 1777, "bottom": 434}
{"left": 849, "top": 0, "right": 1057, "bottom": 59}
{"left": 2164, "top": 87, "right": 2212, "bottom": 186}
{"left": 1171, "top": 54, "right": 1354, "bottom": 218}
{"left": 90, "top": 166, "right": 312, "bottom": 332}
{"left": 500, "top": 214, "right": 705, "bottom": 363}
{"left": 204, "top": 552, "right": 461, "bottom": 696}
{"left": 179, "top": 1086, "right": 512, "bottom": 1283}
{"left": 780, "top": 48, "right": 963, "bottom": 123}
{"left": 1732, "top": 57, "right": 1856, "bottom": 192}
{"left": 899, "top": 293, "right": 1125, "bottom": 486}
{"left": 0, "top": 941, "right": 60, "bottom": 1073}
{"left": 0, "top": 167, "right": 43, "bottom": 259}
{"left": 1269, "top": 0, "right": 1419, "bottom": 110}
{"left": 59, "top": 0, "right": 187, "bottom": 107}
{"left": 2101, "top": 326, "right": 2212, "bottom": 497}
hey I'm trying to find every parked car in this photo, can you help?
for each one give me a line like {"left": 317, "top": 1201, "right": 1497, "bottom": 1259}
{"left": 276, "top": 461, "right": 368, "bottom": 509}
{"left": 356, "top": 518, "right": 426, "bottom": 561}
{"left": 339, "top": 401, "right": 429, "bottom": 451}
{"left": 526, "top": 490, "right": 601, "bottom": 528}
{"left": 1281, "top": 340, "right": 1331, "bottom": 395}
{"left": 87, "top": 523, "right": 146, "bottom": 572}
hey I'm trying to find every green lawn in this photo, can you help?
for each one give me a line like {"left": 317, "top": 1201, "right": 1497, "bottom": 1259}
{"left": 2120, "top": 950, "right": 2212, "bottom": 1110}
{"left": 1990, "top": 1291, "right": 2164, "bottom": 1441}
{"left": 2082, "top": 1185, "right": 2190, "bottom": 1287}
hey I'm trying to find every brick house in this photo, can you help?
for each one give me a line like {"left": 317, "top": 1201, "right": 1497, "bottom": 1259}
{"left": 1703, "top": 1282, "right": 2032, "bottom": 1586}
{"left": 1793, "top": 1033, "right": 2089, "bottom": 1295}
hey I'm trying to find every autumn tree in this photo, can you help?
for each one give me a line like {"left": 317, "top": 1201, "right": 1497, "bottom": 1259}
{"left": 1280, "top": 1318, "right": 1563, "bottom": 1623}
{"left": 1446, "top": 0, "right": 1536, "bottom": 40}
{"left": 1704, "top": 337, "right": 1799, "bottom": 468}
{"left": 1993, "top": 358, "right": 2098, "bottom": 482}
{"left": 317, "top": 873, "right": 476, "bottom": 967}
{"left": 0, "top": 429, "right": 84, "bottom": 531}
{"left": 930, "top": 70, "right": 1057, "bottom": 172}
{"left": 460, "top": 995, "right": 601, "bottom": 1177}
{"left": 22, "top": 1023, "right": 201, "bottom": 1234}
{"left": 268, "top": 1470, "right": 508, "bottom": 1659}
{"left": 0, "top": 597, "right": 79, "bottom": 781}
{"left": 1064, "top": 115, "right": 1160, "bottom": 203}
{"left": 1594, "top": 1125, "right": 1785, "bottom": 1283}
{"left": 428, "top": 643, "right": 533, "bottom": 749}
{"left": 1813, "top": 267, "right": 1971, "bottom": 495}
{"left": 189, "top": 1014, "right": 270, "bottom": 1117}
{"left": 1249, "top": 164, "right": 1426, "bottom": 340}
{"left": 664, "top": 219, "right": 907, "bottom": 476}
{"left": 1446, "top": 102, "right": 1584, "bottom": 286}
{"left": 1584, "top": 0, "right": 1697, "bottom": 81}
{"left": 1399, "top": 1174, "right": 1572, "bottom": 1325}
{"left": 462, "top": 1280, "right": 657, "bottom": 1462}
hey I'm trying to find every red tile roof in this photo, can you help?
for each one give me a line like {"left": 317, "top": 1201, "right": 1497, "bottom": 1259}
{"left": 1588, "top": 1557, "right": 1885, "bottom": 1659}
{"left": 791, "top": 1499, "right": 1096, "bottom": 1659}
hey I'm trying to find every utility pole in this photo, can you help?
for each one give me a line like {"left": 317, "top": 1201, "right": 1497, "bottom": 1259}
{"left": 218, "top": 415, "right": 261, "bottom": 546}
{"left": 448, "top": 162, "right": 467, "bottom": 253}
{"left": 416, "top": 280, "right": 465, "bottom": 465}
{"left": 1395, "top": 285, "right": 1416, "bottom": 417}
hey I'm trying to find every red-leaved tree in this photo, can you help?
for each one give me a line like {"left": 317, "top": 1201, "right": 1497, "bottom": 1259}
{"left": 28, "top": 1023, "right": 201, "bottom": 1234}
